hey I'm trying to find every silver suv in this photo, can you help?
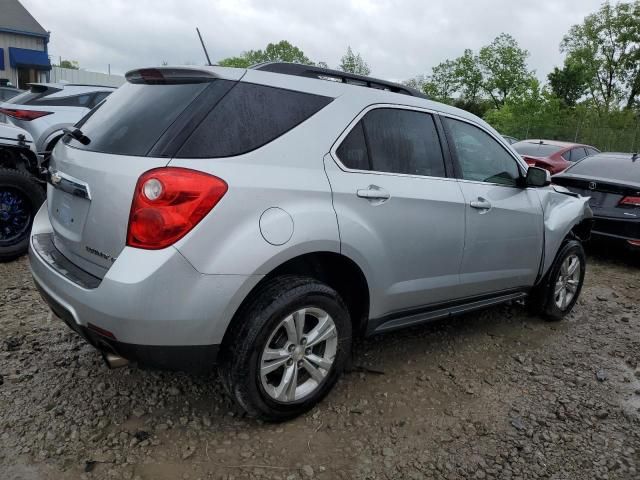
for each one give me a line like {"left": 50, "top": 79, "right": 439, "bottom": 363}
{"left": 0, "top": 83, "right": 115, "bottom": 153}
{"left": 29, "top": 64, "right": 592, "bottom": 420}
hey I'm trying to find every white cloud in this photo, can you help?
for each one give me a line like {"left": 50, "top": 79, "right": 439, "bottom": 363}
{"left": 21, "top": 0, "right": 603, "bottom": 81}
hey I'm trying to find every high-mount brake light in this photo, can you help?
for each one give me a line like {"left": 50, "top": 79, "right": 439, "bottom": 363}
{"left": 127, "top": 168, "right": 227, "bottom": 250}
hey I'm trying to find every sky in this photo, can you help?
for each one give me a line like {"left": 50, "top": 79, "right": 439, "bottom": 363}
{"left": 21, "top": 0, "right": 605, "bottom": 82}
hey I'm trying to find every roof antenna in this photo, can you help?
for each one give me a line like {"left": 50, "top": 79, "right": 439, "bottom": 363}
{"left": 196, "top": 27, "right": 213, "bottom": 66}
{"left": 632, "top": 152, "right": 638, "bottom": 162}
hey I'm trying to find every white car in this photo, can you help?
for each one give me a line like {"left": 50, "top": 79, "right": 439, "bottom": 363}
{"left": 0, "top": 83, "right": 115, "bottom": 153}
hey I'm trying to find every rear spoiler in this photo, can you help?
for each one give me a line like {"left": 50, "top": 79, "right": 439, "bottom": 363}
{"left": 125, "top": 68, "right": 222, "bottom": 85}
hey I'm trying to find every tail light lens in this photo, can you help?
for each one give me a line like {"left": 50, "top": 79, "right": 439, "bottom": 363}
{"left": 619, "top": 196, "right": 640, "bottom": 207}
{"left": 127, "top": 167, "right": 227, "bottom": 250}
{"left": 0, "top": 108, "right": 53, "bottom": 121}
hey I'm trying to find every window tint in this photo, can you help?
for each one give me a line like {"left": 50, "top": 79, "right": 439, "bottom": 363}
{"left": 586, "top": 147, "right": 599, "bottom": 156}
{"left": 6, "top": 85, "right": 56, "bottom": 105}
{"left": 355, "top": 108, "right": 446, "bottom": 177}
{"left": 31, "top": 93, "right": 93, "bottom": 107}
{"left": 177, "top": 83, "right": 332, "bottom": 158}
{"left": 336, "top": 122, "right": 369, "bottom": 170}
{"left": 513, "top": 142, "right": 563, "bottom": 157}
{"left": 567, "top": 155, "right": 639, "bottom": 183}
{"left": 89, "top": 91, "right": 111, "bottom": 108}
{"left": 570, "top": 147, "right": 587, "bottom": 162}
{"left": 0, "top": 88, "right": 20, "bottom": 101}
{"left": 67, "top": 81, "right": 209, "bottom": 156}
{"left": 445, "top": 117, "right": 521, "bottom": 186}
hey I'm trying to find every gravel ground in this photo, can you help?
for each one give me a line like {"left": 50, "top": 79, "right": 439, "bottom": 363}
{"left": 1, "top": 244, "right": 639, "bottom": 480}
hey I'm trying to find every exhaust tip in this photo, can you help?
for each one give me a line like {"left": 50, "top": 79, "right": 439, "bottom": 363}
{"left": 104, "top": 352, "right": 129, "bottom": 369}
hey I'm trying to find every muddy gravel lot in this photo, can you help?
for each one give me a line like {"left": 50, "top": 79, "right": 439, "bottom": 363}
{"left": 1, "top": 244, "right": 639, "bottom": 480}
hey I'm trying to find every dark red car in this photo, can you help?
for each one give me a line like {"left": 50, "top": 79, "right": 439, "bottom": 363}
{"left": 512, "top": 140, "right": 600, "bottom": 174}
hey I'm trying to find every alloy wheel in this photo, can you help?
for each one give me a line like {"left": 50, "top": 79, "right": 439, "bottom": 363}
{"left": 260, "top": 307, "right": 338, "bottom": 403}
{"left": 554, "top": 254, "right": 581, "bottom": 310}
{"left": 0, "top": 189, "right": 31, "bottom": 246}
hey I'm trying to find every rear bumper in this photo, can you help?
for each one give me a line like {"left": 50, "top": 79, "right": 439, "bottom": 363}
{"left": 591, "top": 214, "right": 640, "bottom": 242}
{"left": 34, "top": 281, "right": 219, "bottom": 370}
{"left": 29, "top": 202, "right": 262, "bottom": 369}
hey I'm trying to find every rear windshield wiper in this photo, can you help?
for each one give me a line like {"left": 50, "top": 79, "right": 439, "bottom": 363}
{"left": 62, "top": 127, "right": 91, "bottom": 146}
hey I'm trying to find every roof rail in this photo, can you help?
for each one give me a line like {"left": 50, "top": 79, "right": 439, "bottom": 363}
{"left": 251, "top": 62, "right": 427, "bottom": 99}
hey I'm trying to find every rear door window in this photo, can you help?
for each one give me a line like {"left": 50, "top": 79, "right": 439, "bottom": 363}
{"left": 176, "top": 83, "right": 332, "bottom": 158}
{"left": 336, "top": 122, "right": 369, "bottom": 170}
{"left": 336, "top": 108, "right": 446, "bottom": 177}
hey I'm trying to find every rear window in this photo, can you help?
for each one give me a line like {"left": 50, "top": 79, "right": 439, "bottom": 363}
{"left": 566, "top": 155, "right": 640, "bottom": 183}
{"left": 6, "top": 85, "right": 59, "bottom": 105}
{"left": 176, "top": 82, "right": 332, "bottom": 158}
{"left": 67, "top": 82, "right": 209, "bottom": 156}
{"left": 30, "top": 93, "right": 95, "bottom": 107}
{"left": 513, "top": 142, "right": 563, "bottom": 157}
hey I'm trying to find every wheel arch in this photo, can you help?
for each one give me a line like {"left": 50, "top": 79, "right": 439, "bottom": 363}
{"left": 221, "top": 251, "right": 371, "bottom": 348}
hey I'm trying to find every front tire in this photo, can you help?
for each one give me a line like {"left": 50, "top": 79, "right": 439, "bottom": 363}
{"left": 219, "top": 275, "right": 352, "bottom": 421}
{"left": 528, "top": 239, "right": 586, "bottom": 321}
{"left": 0, "top": 168, "right": 45, "bottom": 262}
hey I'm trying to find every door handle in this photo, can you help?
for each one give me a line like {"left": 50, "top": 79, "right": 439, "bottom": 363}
{"left": 470, "top": 198, "right": 492, "bottom": 210}
{"left": 357, "top": 185, "right": 390, "bottom": 201}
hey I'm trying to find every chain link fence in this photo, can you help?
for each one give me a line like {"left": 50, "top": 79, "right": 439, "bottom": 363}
{"left": 502, "top": 120, "right": 640, "bottom": 153}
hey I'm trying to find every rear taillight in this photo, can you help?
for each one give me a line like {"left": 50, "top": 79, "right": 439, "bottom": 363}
{"left": 127, "top": 167, "right": 227, "bottom": 250}
{"left": 0, "top": 108, "right": 53, "bottom": 121}
{"left": 619, "top": 196, "right": 640, "bottom": 207}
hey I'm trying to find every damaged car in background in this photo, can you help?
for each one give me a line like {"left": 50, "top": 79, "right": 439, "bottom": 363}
{"left": 29, "top": 64, "right": 593, "bottom": 421}
{"left": 0, "top": 122, "right": 46, "bottom": 261}
{"left": 553, "top": 152, "right": 639, "bottom": 250}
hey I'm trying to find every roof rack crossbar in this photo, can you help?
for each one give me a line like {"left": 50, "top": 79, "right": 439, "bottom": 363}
{"left": 250, "top": 62, "right": 427, "bottom": 99}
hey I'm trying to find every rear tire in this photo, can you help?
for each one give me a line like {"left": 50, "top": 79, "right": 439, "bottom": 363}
{"left": 528, "top": 240, "right": 586, "bottom": 321}
{"left": 219, "top": 275, "right": 352, "bottom": 421}
{"left": 0, "top": 168, "right": 45, "bottom": 262}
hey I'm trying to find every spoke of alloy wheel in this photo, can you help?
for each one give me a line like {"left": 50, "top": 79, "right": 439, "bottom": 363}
{"left": 293, "top": 309, "right": 306, "bottom": 342}
{"left": 275, "top": 363, "right": 298, "bottom": 401}
{"left": 558, "top": 288, "right": 566, "bottom": 309}
{"left": 561, "top": 260, "right": 569, "bottom": 276}
{"left": 306, "top": 315, "right": 337, "bottom": 348}
{"left": 566, "top": 280, "right": 578, "bottom": 293}
{"left": 305, "top": 353, "right": 333, "bottom": 370}
{"left": 261, "top": 355, "right": 290, "bottom": 375}
{"left": 262, "top": 347, "right": 290, "bottom": 361}
{"left": 302, "top": 358, "right": 327, "bottom": 382}
{"left": 282, "top": 315, "right": 299, "bottom": 344}
{"left": 567, "top": 257, "right": 579, "bottom": 276}
{"left": 555, "top": 281, "right": 564, "bottom": 296}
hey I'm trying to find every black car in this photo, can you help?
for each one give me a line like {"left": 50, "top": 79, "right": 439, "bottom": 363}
{"left": 553, "top": 152, "right": 639, "bottom": 248}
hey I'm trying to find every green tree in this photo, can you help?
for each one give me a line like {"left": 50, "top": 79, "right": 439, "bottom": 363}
{"left": 58, "top": 59, "right": 79, "bottom": 70}
{"left": 422, "top": 59, "right": 458, "bottom": 102}
{"left": 218, "top": 40, "right": 313, "bottom": 68}
{"left": 479, "top": 33, "right": 534, "bottom": 108}
{"left": 561, "top": 1, "right": 640, "bottom": 112}
{"left": 547, "top": 56, "right": 591, "bottom": 107}
{"left": 338, "top": 46, "right": 371, "bottom": 75}
{"left": 454, "top": 49, "right": 483, "bottom": 104}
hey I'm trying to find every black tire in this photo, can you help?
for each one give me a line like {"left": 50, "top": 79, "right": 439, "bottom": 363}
{"left": 219, "top": 275, "right": 352, "bottom": 421}
{"left": 528, "top": 239, "right": 586, "bottom": 321}
{"left": 0, "top": 168, "right": 46, "bottom": 262}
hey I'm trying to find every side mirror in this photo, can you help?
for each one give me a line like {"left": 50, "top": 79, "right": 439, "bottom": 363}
{"left": 525, "top": 166, "right": 551, "bottom": 187}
